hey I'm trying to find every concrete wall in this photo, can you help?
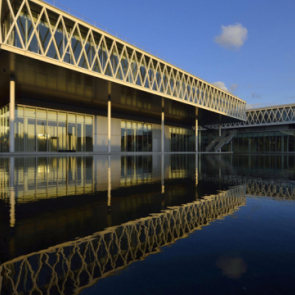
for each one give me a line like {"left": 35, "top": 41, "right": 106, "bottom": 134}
{"left": 152, "top": 124, "right": 171, "bottom": 152}
{"left": 94, "top": 116, "right": 121, "bottom": 152}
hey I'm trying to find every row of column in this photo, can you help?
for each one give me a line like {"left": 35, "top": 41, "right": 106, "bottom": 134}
{"left": 8, "top": 77, "right": 199, "bottom": 153}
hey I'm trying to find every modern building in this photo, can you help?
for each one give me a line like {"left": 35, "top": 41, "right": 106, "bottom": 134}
{"left": 0, "top": 0, "right": 246, "bottom": 154}
{"left": 201, "top": 104, "right": 295, "bottom": 153}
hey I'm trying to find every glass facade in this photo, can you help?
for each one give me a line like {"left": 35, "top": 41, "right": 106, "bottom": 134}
{"left": 170, "top": 127, "right": 195, "bottom": 152}
{"left": 13, "top": 106, "right": 93, "bottom": 152}
{"left": 233, "top": 131, "right": 295, "bottom": 153}
{"left": 0, "top": 106, "right": 9, "bottom": 152}
{"left": 121, "top": 121, "right": 152, "bottom": 152}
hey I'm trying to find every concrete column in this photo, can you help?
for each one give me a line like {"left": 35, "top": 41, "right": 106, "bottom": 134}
{"left": 195, "top": 119, "right": 198, "bottom": 153}
{"left": 9, "top": 76, "right": 15, "bottom": 153}
{"left": 219, "top": 124, "right": 221, "bottom": 137}
{"left": 108, "top": 96, "right": 111, "bottom": 153}
{"left": 161, "top": 98, "right": 164, "bottom": 153}
{"left": 9, "top": 157, "right": 15, "bottom": 227}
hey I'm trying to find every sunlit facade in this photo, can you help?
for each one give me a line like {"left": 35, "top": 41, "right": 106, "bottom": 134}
{"left": 201, "top": 104, "right": 295, "bottom": 153}
{"left": 0, "top": 0, "right": 246, "bottom": 154}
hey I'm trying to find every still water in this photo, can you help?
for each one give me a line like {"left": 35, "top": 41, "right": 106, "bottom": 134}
{"left": 0, "top": 154, "right": 295, "bottom": 294}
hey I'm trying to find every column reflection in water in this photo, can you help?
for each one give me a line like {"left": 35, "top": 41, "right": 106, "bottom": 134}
{"left": 0, "top": 152, "right": 246, "bottom": 295}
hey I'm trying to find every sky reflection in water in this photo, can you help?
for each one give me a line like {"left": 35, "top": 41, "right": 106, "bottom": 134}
{"left": 0, "top": 154, "right": 295, "bottom": 294}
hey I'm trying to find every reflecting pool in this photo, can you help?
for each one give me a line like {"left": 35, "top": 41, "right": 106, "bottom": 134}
{"left": 0, "top": 154, "right": 295, "bottom": 294}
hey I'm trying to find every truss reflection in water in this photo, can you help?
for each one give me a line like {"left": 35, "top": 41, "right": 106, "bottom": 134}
{"left": 0, "top": 185, "right": 245, "bottom": 295}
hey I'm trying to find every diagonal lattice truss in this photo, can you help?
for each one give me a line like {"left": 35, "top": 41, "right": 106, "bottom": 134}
{"left": 201, "top": 175, "right": 295, "bottom": 199}
{"left": 0, "top": 0, "right": 246, "bottom": 121}
{"left": 0, "top": 186, "right": 246, "bottom": 295}
{"left": 206, "top": 104, "right": 295, "bottom": 129}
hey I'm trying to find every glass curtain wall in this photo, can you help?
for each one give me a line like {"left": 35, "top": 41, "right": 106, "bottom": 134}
{"left": 170, "top": 127, "right": 195, "bottom": 152}
{"left": 121, "top": 121, "right": 152, "bottom": 152}
{"left": 13, "top": 106, "right": 93, "bottom": 152}
{"left": 233, "top": 130, "right": 295, "bottom": 153}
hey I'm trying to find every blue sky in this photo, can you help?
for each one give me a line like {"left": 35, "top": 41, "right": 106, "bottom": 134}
{"left": 47, "top": 0, "right": 295, "bottom": 107}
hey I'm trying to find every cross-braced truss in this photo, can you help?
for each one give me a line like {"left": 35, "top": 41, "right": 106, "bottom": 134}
{"left": 0, "top": 0, "right": 246, "bottom": 121}
{"left": 201, "top": 174, "right": 295, "bottom": 199}
{"left": 0, "top": 186, "right": 245, "bottom": 295}
{"left": 206, "top": 104, "right": 295, "bottom": 129}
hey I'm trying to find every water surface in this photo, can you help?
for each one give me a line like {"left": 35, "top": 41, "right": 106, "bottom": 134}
{"left": 0, "top": 154, "right": 295, "bottom": 294}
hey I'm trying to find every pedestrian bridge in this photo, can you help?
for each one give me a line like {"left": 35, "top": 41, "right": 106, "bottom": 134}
{"left": 0, "top": 0, "right": 246, "bottom": 122}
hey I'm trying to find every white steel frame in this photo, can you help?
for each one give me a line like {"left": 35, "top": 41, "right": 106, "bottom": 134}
{"left": 0, "top": 0, "right": 246, "bottom": 121}
{"left": 205, "top": 104, "right": 295, "bottom": 129}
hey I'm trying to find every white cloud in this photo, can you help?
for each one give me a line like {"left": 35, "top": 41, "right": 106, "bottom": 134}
{"left": 212, "top": 81, "right": 228, "bottom": 91}
{"left": 230, "top": 84, "right": 238, "bottom": 92}
{"left": 215, "top": 23, "right": 248, "bottom": 49}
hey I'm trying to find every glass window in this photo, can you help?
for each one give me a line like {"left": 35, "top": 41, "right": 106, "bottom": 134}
{"left": 58, "top": 113, "right": 67, "bottom": 151}
{"left": 121, "top": 120, "right": 152, "bottom": 152}
{"left": 85, "top": 116, "right": 93, "bottom": 152}
{"left": 143, "top": 124, "right": 148, "bottom": 152}
{"left": 15, "top": 106, "right": 24, "bottom": 152}
{"left": 48, "top": 111, "right": 57, "bottom": 152}
{"left": 68, "top": 114, "right": 76, "bottom": 151}
{"left": 137, "top": 123, "right": 143, "bottom": 152}
{"left": 25, "top": 108, "right": 36, "bottom": 152}
{"left": 148, "top": 124, "right": 152, "bottom": 151}
{"left": 37, "top": 110, "right": 47, "bottom": 152}
{"left": 77, "top": 115, "right": 85, "bottom": 152}
{"left": 121, "top": 121, "right": 126, "bottom": 152}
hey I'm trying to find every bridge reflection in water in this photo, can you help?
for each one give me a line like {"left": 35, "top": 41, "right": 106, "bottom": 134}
{"left": 1, "top": 154, "right": 294, "bottom": 294}
{"left": 0, "top": 185, "right": 245, "bottom": 295}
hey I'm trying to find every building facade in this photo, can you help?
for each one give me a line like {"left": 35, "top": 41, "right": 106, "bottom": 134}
{"left": 201, "top": 104, "right": 295, "bottom": 153}
{"left": 0, "top": 0, "right": 246, "bottom": 154}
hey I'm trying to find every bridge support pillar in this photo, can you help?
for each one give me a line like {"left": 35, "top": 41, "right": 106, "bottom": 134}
{"left": 108, "top": 95, "right": 111, "bottom": 153}
{"left": 9, "top": 75, "right": 15, "bottom": 153}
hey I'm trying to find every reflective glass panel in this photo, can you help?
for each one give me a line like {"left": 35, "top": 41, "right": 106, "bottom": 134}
{"left": 85, "top": 116, "right": 93, "bottom": 152}
{"left": 58, "top": 113, "right": 67, "bottom": 150}
{"left": 15, "top": 106, "right": 24, "bottom": 152}
{"left": 48, "top": 111, "right": 57, "bottom": 152}
{"left": 68, "top": 114, "right": 76, "bottom": 151}
{"left": 37, "top": 110, "right": 47, "bottom": 152}
{"left": 25, "top": 108, "right": 36, "bottom": 152}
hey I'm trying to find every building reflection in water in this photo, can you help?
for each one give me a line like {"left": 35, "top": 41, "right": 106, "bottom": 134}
{"left": 0, "top": 154, "right": 294, "bottom": 294}
{"left": 0, "top": 186, "right": 245, "bottom": 295}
